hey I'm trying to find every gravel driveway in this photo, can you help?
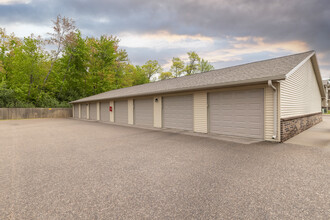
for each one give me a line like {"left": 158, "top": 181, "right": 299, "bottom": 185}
{"left": 0, "top": 119, "right": 329, "bottom": 219}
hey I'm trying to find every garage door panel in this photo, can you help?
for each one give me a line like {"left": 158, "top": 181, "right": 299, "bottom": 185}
{"left": 100, "top": 101, "right": 110, "bottom": 122}
{"left": 209, "top": 89, "right": 264, "bottom": 138}
{"left": 74, "top": 104, "right": 79, "bottom": 118}
{"left": 134, "top": 98, "right": 153, "bottom": 127}
{"left": 163, "top": 95, "right": 193, "bottom": 131}
{"left": 115, "top": 100, "right": 128, "bottom": 124}
{"left": 81, "top": 104, "right": 87, "bottom": 119}
{"left": 89, "top": 103, "right": 97, "bottom": 120}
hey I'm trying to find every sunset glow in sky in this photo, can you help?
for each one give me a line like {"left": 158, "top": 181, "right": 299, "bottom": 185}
{"left": 1, "top": 0, "right": 329, "bottom": 78}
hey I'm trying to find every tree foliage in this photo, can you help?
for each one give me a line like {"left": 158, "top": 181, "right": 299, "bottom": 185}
{"left": 0, "top": 16, "right": 215, "bottom": 107}
{"left": 185, "top": 51, "right": 200, "bottom": 75}
{"left": 170, "top": 57, "right": 185, "bottom": 77}
{"left": 168, "top": 51, "right": 214, "bottom": 78}
{"left": 199, "top": 58, "right": 214, "bottom": 73}
{"left": 158, "top": 71, "right": 173, "bottom": 80}
{"left": 0, "top": 26, "right": 149, "bottom": 107}
{"left": 142, "top": 60, "right": 162, "bottom": 81}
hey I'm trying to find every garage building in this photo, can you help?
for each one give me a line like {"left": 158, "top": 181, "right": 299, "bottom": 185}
{"left": 71, "top": 51, "right": 325, "bottom": 142}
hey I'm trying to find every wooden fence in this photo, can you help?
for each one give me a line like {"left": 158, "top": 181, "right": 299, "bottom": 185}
{"left": 0, "top": 108, "right": 72, "bottom": 120}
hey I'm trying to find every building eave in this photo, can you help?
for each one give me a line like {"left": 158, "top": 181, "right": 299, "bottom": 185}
{"left": 70, "top": 75, "right": 286, "bottom": 104}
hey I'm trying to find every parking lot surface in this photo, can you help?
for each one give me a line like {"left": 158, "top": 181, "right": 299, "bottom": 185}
{"left": 0, "top": 119, "right": 329, "bottom": 219}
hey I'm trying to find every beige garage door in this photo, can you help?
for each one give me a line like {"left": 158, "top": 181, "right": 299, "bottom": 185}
{"left": 115, "top": 100, "right": 128, "bottom": 124}
{"left": 134, "top": 98, "right": 153, "bottom": 127}
{"left": 209, "top": 89, "right": 264, "bottom": 138}
{"left": 163, "top": 94, "right": 193, "bottom": 130}
{"left": 74, "top": 104, "right": 79, "bottom": 118}
{"left": 100, "top": 101, "right": 110, "bottom": 122}
{"left": 89, "top": 103, "right": 97, "bottom": 120}
{"left": 81, "top": 103, "right": 87, "bottom": 119}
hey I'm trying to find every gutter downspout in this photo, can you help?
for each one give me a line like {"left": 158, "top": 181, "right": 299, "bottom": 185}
{"left": 268, "top": 80, "right": 277, "bottom": 140}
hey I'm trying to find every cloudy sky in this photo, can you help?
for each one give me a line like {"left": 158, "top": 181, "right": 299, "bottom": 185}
{"left": 0, "top": 0, "right": 329, "bottom": 79}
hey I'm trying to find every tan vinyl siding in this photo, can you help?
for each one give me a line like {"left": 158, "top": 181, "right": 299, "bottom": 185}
{"left": 193, "top": 92, "right": 207, "bottom": 133}
{"left": 110, "top": 100, "right": 114, "bottom": 122}
{"left": 281, "top": 59, "right": 321, "bottom": 118}
{"left": 97, "top": 102, "right": 100, "bottom": 120}
{"left": 87, "top": 104, "right": 90, "bottom": 119}
{"left": 264, "top": 87, "right": 273, "bottom": 140}
{"left": 81, "top": 103, "right": 87, "bottom": 119}
{"left": 264, "top": 85, "right": 281, "bottom": 141}
{"left": 277, "top": 84, "right": 281, "bottom": 140}
{"left": 89, "top": 103, "right": 97, "bottom": 120}
{"left": 72, "top": 105, "right": 74, "bottom": 118}
{"left": 153, "top": 96, "right": 162, "bottom": 128}
{"left": 128, "top": 99, "right": 134, "bottom": 125}
{"left": 79, "top": 104, "right": 81, "bottom": 118}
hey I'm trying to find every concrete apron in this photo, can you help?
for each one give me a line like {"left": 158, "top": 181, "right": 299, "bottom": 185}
{"left": 285, "top": 115, "right": 330, "bottom": 148}
{"left": 75, "top": 118, "right": 263, "bottom": 145}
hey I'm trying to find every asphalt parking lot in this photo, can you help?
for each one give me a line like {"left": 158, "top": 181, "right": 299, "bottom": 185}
{"left": 0, "top": 119, "right": 329, "bottom": 219}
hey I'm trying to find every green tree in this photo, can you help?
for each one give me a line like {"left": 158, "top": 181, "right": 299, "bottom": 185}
{"left": 122, "top": 64, "right": 149, "bottom": 87}
{"left": 53, "top": 31, "right": 89, "bottom": 101}
{"left": 6, "top": 35, "right": 46, "bottom": 103}
{"left": 0, "top": 15, "right": 157, "bottom": 108}
{"left": 142, "top": 60, "right": 162, "bottom": 81}
{"left": 170, "top": 57, "right": 184, "bottom": 77}
{"left": 185, "top": 51, "right": 200, "bottom": 75}
{"left": 199, "top": 58, "right": 214, "bottom": 73}
{"left": 159, "top": 71, "right": 173, "bottom": 80}
{"left": 87, "top": 35, "right": 128, "bottom": 95}
{"left": 44, "top": 15, "right": 77, "bottom": 86}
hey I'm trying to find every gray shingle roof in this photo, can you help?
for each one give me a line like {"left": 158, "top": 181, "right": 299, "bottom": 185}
{"left": 71, "top": 51, "right": 315, "bottom": 103}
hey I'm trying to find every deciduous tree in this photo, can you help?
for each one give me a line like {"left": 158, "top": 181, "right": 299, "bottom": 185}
{"left": 185, "top": 51, "right": 200, "bottom": 75}
{"left": 170, "top": 57, "right": 184, "bottom": 77}
{"left": 142, "top": 60, "right": 162, "bottom": 81}
{"left": 199, "top": 58, "right": 214, "bottom": 73}
{"left": 44, "top": 15, "right": 77, "bottom": 85}
{"left": 159, "top": 71, "right": 173, "bottom": 80}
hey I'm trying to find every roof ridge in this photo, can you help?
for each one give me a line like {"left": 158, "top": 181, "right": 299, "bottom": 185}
{"left": 145, "top": 50, "right": 315, "bottom": 84}
{"left": 71, "top": 50, "right": 315, "bottom": 103}
{"left": 107, "top": 50, "right": 315, "bottom": 89}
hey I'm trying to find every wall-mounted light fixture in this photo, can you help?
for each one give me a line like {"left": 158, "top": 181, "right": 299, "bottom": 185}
{"left": 155, "top": 98, "right": 159, "bottom": 102}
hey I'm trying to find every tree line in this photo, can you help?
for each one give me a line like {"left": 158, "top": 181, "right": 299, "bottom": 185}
{"left": 0, "top": 15, "right": 214, "bottom": 108}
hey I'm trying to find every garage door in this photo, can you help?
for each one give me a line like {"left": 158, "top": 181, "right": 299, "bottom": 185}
{"left": 163, "top": 94, "right": 193, "bottom": 130}
{"left": 209, "top": 89, "right": 264, "bottom": 138}
{"left": 81, "top": 103, "right": 87, "bottom": 119}
{"left": 100, "top": 101, "right": 110, "bottom": 122}
{"left": 115, "top": 100, "right": 128, "bottom": 124}
{"left": 89, "top": 103, "right": 97, "bottom": 120}
{"left": 74, "top": 104, "right": 79, "bottom": 118}
{"left": 134, "top": 98, "right": 153, "bottom": 127}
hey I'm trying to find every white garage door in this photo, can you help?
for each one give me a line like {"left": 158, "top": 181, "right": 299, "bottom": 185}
{"left": 115, "top": 100, "right": 128, "bottom": 124}
{"left": 134, "top": 98, "right": 153, "bottom": 127}
{"left": 89, "top": 103, "right": 97, "bottom": 120}
{"left": 209, "top": 89, "right": 264, "bottom": 138}
{"left": 74, "top": 104, "right": 79, "bottom": 118}
{"left": 163, "top": 94, "right": 193, "bottom": 130}
{"left": 100, "top": 101, "right": 110, "bottom": 122}
{"left": 81, "top": 103, "right": 87, "bottom": 119}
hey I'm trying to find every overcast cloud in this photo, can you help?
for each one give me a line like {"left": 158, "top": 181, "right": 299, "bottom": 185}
{"left": 0, "top": 0, "right": 329, "bottom": 78}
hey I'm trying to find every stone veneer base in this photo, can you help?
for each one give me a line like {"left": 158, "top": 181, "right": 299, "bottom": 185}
{"left": 280, "top": 112, "right": 322, "bottom": 142}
